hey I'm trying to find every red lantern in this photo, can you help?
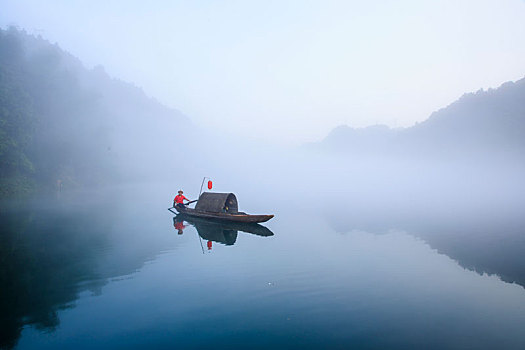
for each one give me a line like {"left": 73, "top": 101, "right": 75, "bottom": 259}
{"left": 207, "top": 180, "right": 213, "bottom": 190}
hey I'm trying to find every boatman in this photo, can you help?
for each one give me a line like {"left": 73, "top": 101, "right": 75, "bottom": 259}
{"left": 174, "top": 190, "right": 191, "bottom": 209}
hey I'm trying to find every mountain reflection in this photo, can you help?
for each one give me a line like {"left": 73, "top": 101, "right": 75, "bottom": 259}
{"left": 326, "top": 210, "right": 525, "bottom": 289}
{"left": 0, "top": 192, "right": 176, "bottom": 350}
{"left": 174, "top": 215, "right": 274, "bottom": 248}
{"left": 0, "top": 198, "right": 113, "bottom": 349}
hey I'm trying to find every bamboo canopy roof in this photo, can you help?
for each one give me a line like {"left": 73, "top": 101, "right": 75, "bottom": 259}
{"left": 195, "top": 192, "right": 239, "bottom": 213}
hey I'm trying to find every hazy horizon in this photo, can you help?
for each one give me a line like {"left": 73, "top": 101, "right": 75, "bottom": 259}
{"left": 2, "top": 6, "right": 525, "bottom": 347}
{"left": 2, "top": 0, "right": 525, "bottom": 145}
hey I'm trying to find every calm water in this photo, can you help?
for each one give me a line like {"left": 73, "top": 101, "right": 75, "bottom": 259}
{"left": 1, "top": 184, "right": 525, "bottom": 349}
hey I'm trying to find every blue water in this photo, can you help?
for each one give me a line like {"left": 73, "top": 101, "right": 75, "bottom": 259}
{"left": 1, "top": 184, "right": 525, "bottom": 349}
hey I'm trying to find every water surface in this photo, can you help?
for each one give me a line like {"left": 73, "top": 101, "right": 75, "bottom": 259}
{"left": 1, "top": 184, "right": 525, "bottom": 349}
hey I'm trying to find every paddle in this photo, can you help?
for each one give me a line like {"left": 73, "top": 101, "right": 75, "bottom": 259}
{"left": 167, "top": 199, "right": 197, "bottom": 212}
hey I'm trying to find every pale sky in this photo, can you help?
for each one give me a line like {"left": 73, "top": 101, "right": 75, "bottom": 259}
{"left": 2, "top": 0, "right": 525, "bottom": 145}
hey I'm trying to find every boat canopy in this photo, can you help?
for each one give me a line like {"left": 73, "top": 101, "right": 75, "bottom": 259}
{"left": 196, "top": 192, "right": 238, "bottom": 213}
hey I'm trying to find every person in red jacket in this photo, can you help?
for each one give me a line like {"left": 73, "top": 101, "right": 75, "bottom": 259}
{"left": 174, "top": 190, "right": 190, "bottom": 209}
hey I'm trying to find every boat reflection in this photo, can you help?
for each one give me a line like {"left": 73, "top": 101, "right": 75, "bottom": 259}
{"left": 173, "top": 215, "right": 274, "bottom": 248}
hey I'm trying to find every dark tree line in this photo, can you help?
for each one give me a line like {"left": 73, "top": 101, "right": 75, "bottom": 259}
{"left": 0, "top": 27, "right": 117, "bottom": 196}
{"left": 0, "top": 27, "right": 193, "bottom": 197}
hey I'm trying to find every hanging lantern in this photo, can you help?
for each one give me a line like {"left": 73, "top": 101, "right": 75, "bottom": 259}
{"left": 208, "top": 180, "right": 213, "bottom": 190}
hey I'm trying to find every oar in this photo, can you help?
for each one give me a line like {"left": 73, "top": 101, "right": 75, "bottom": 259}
{"left": 168, "top": 199, "right": 197, "bottom": 214}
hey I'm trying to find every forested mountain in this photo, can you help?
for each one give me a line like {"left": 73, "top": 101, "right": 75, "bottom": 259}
{"left": 0, "top": 27, "right": 192, "bottom": 196}
{"left": 315, "top": 77, "right": 525, "bottom": 161}
{"left": 2, "top": 25, "right": 524, "bottom": 197}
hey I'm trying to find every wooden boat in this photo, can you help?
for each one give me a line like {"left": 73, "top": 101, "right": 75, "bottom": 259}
{"left": 169, "top": 192, "right": 274, "bottom": 223}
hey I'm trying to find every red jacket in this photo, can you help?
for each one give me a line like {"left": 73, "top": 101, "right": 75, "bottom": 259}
{"left": 174, "top": 194, "right": 188, "bottom": 204}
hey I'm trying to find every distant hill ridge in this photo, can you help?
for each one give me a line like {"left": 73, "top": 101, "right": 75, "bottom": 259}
{"left": 316, "top": 77, "right": 525, "bottom": 159}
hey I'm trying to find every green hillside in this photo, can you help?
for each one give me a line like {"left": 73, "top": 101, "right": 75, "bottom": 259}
{"left": 0, "top": 27, "right": 190, "bottom": 196}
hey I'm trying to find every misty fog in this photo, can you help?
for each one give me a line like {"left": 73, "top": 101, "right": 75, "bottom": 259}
{"left": 1, "top": 1, "right": 525, "bottom": 348}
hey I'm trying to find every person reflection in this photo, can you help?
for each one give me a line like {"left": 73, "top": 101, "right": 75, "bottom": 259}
{"left": 173, "top": 217, "right": 186, "bottom": 235}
